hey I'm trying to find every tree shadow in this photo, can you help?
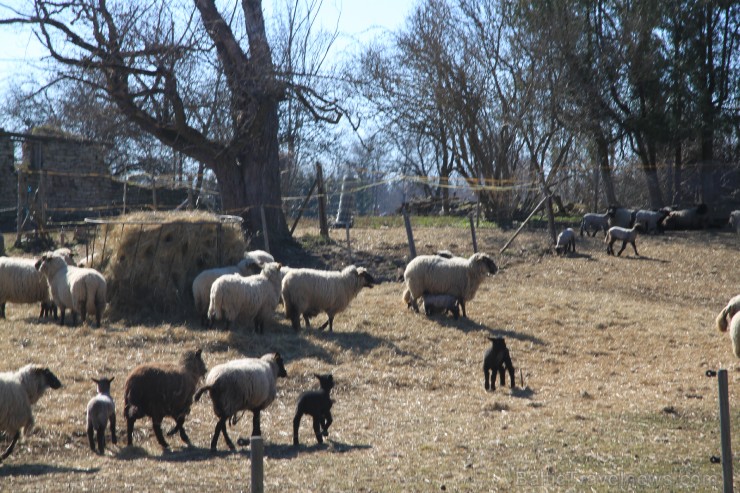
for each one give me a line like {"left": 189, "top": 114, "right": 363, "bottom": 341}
{"left": 483, "top": 327, "right": 547, "bottom": 346}
{"left": 0, "top": 463, "right": 99, "bottom": 477}
{"left": 431, "top": 317, "right": 546, "bottom": 346}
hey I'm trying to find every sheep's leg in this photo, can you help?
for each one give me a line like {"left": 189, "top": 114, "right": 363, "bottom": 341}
{"left": 318, "top": 316, "right": 334, "bottom": 332}
{"left": 59, "top": 307, "right": 66, "bottom": 326}
{"left": 0, "top": 301, "right": 5, "bottom": 318}
{"left": 173, "top": 416, "right": 192, "bottom": 446}
{"left": 97, "top": 425, "right": 106, "bottom": 454}
{"left": 0, "top": 431, "right": 20, "bottom": 461}
{"left": 87, "top": 423, "right": 97, "bottom": 453}
{"left": 311, "top": 415, "right": 324, "bottom": 444}
{"left": 152, "top": 419, "right": 170, "bottom": 449}
{"left": 220, "top": 418, "right": 236, "bottom": 450}
{"left": 293, "top": 412, "right": 303, "bottom": 446}
{"left": 303, "top": 314, "right": 312, "bottom": 329}
{"left": 322, "top": 411, "right": 332, "bottom": 437}
{"left": 460, "top": 301, "right": 467, "bottom": 318}
{"left": 126, "top": 415, "right": 135, "bottom": 446}
{"left": 210, "top": 419, "right": 224, "bottom": 450}
{"left": 630, "top": 241, "right": 639, "bottom": 256}
{"left": 484, "top": 368, "right": 491, "bottom": 391}
{"left": 617, "top": 240, "right": 627, "bottom": 256}
{"left": 498, "top": 365, "right": 506, "bottom": 388}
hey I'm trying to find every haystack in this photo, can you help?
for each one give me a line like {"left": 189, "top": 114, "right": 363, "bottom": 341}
{"left": 89, "top": 211, "right": 247, "bottom": 321}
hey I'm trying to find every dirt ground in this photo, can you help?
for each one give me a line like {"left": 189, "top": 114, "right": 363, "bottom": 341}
{"left": 0, "top": 223, "right": 738, "bottom": 492}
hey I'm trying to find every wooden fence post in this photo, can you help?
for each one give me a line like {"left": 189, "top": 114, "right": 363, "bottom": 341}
{"left": 718, "top": 369, "right": 734, "bottom": 493}
{"left": 250, "top": 435, "right": 264, "bottom": 493}
{"left": 469, "top": 213, "right": 478, "bottom": 253}
{"left": 402, "top": 205, "right": 416, "bottom": 260}
{"left": 499, "top": 195, "right": 550, "bottom": 255}
{"left": 316, "top": 162, "right": 329, "bottom": 239}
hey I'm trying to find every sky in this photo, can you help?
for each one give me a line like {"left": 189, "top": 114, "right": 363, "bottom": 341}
{"left": 0, "top": 0, "right": 416, "bottom": 102}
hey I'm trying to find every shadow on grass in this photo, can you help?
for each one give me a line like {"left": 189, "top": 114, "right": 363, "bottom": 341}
{"left": 612, "top": 254, "right": 670, "bottom": 263}
{"left": 431, "top": 317, "right": 546, "bottom": 346}
{"left": 0, "top": 463, "right": 99, "bottom": 477}
{"left": 267, "top": 439, "right": 372, "bottom": 460}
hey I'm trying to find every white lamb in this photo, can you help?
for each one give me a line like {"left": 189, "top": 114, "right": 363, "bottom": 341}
{"left": 604, "top": 223, "right": 642, "bottom": 256}
{"left": 35, "top": 253, "right": 107, "bottom": 327}
{"left": 207, "top": 262, "right": 283, "bottom": 332}
{"left": 281, "top": 265, "right": 376, "bottom": 332}
{"left": 402, "top": 252, "right": 498, "bottom": 318}
{"left": 555, "top": 228, "right": 576, "bottom": 255}
{"left": 192, "top": 258, "right": 264, "bottom": 326}
{"left": 86, "top": 377, "right": 116, "bottom": 455}
{"left": 194, "top": 352, "right": 288, "bottom": 451}
{"left": 0, "top": 364, "right": 62, "bottom": 460}
{"left": 580, "top": 212, "right": 609, "bottom": 237}
{"left": 716, "top": 295, "right": 740, "bottom": 333}
{"left": 0, "top": 249, "right": 75, "bottom": 320}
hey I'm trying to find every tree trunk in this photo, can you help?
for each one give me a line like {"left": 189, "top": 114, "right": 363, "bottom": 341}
{"left": 595, "top": 132, "right": 617, "bottom": 205}
{"left": 672, "top": 141, "right": 682, "bottom": 204}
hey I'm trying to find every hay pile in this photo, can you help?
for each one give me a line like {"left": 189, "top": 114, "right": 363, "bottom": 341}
{"left": 92, "top": 211, "right": 247, "bottom": 321}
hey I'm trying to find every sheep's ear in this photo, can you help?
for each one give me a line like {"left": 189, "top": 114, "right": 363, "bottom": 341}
{"left": 92, "top": 378, "right": 100, "bottom": 384}
{"left": 109, "top": 376, "right": 114, "bottom": 383}
{"left": 195, "top": 348, "right": 203, "bottom": 358}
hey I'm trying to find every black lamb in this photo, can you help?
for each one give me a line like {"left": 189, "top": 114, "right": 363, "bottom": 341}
{"left": 293, "top": 373, "right": 334, "bottom": 446}
{"left": 483, "top": 336, "right": 515, "bottom": 391}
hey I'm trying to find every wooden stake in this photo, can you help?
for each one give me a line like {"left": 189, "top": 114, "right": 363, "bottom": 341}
{"left": 250, "top": 435, "right": 264, "bottom": 493}
{"left": 402, "top": 206, "right": 416, "bottom": 260}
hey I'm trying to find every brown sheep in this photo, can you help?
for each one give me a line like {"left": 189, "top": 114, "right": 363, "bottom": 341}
{"left": 123, "top": 349, "right": 206, "bottom": 450}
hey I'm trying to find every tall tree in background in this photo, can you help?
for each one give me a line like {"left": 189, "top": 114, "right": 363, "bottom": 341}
{"left": 1, "top": 0, "right": 342, "bottom": 244}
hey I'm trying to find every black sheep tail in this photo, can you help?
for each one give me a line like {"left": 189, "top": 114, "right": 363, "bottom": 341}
{"left": 194, "top": 385, "right": 211, "bottom": 402}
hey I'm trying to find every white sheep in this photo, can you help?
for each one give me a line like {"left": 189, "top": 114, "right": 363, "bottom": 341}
{"left": 207, "top": 262, "right": 283, "bottom": 332}
{"left": 194, "top": 352, "right": 288, "bottom": 451}
{"left": 281, "top": 265, "right": 376, "bottom": 332}
{"left": 634, "top": 209, "right": 669, "bottom": 234}
{"left": 192, "top": 258, "right": 263, "bottom": 326}
{"left": 730, "top": 312, "right": 740, "bottom": 359}
{"left": 607, "top": 206, "right": 636, "bottom": 228}
{"left": 662, "top": 204, "right": 709, "bottom": 230}
{"left": 86, "top": 377, "right": 116, "bottom": 455}
{"left": 580, "top": 212, "right": 609, "bottom": 237}
{"left": 35, "top": 253, "right": 107, "bottom": 327}
{"left": 716, "top": 295, "right": 740, "bottom": 333}
{"left": 605, "top": 223, "right": 642, "bottom": 256}
{"left": 555, "top": 228, "right": 576, "bottom": 255}
{"left": 402, "top": 252, "right": 498, "bottom": 318}
{"left": 0, "top": 248, "right": 75, "bottom": 320}
{"left": 729, "top": 211, "right": 740, "bottom": 233}
{"left": 244, "top": 249, "right": 274, "bottom": 265}
{"left": 0, "top": 364, "right": 62, "bottom": 460}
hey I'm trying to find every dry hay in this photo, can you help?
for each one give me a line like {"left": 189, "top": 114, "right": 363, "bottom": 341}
{"left": 89, "top": 211, "right": 246, "bottom": 321}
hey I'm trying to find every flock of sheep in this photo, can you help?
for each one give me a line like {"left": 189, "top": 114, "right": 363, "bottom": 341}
{"left": 0, "top": 239, "right": 506, "bottom": 459}
{"left": 0, "top": 202, "right": 736, "bottom": 460}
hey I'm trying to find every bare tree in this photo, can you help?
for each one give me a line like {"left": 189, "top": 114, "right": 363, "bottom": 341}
{"left": 1, "top": 0, "right": 343, "bottom": 244}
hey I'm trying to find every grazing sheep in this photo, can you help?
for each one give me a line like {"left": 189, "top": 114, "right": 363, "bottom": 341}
{"left": 0, "top": 257, "right": 57, "bottom": 320}
{"left": 194, "top": 352, "right": 287, "bottom": 451}
{"left": 607, "top": 206, "right": 636, "bottom": 228}
{"left": 293, "top": 373, "right": 334, "bottom": 446}
{"left": 282, "top": 265, "right": 376, "bottom": 332}
{"left": 193, "top": 259, "right": 265, "bottom": 326}
{"left": 605, "top": 223, "right": 642, "bottom": 256}
{"left": 728, "top": 211, "right": 740, "bottom": 233}
{"left": 716, "top": 295, "right": 740, "bottom": 333}
{"left": 86, "top": 377, "right": 116, "bottom": 455}
{"left": 422, "top": 293, "right": 460, "bottom": 320}
{"left": 402, "top": 252, "right": 498, "bottom": 318}
{"left": 35, "top": 253, "right": 107, "bottom": 327}
{"left": 580, "top": 212, "right": 609, "bottom": 237}
{"left": 634, "top": 209, "right": 669, "bottom": 234}
{"left": 662, "top": 204, "right": 709, "bottom": 230}
{"left": 207, "top": 262, "right": 283, "bottom": 333}
{"left": 554, "top": 228, "right": 576, "bottom": 255}
{"left": 484, "top": 336, "right": 515, "bottom": 391}
{"left": 0, "top": 364, "right": 62, "bottom": 460}
{"left": 124, "top": 349, "right": 207, "bottom": 450}
{"left": 730, "top": 312, "right": 740, "bottom": 358}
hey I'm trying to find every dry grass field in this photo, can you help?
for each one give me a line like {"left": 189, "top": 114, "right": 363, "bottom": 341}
{"left": 0, "top": 222, "right": 738, "bottom": 492}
